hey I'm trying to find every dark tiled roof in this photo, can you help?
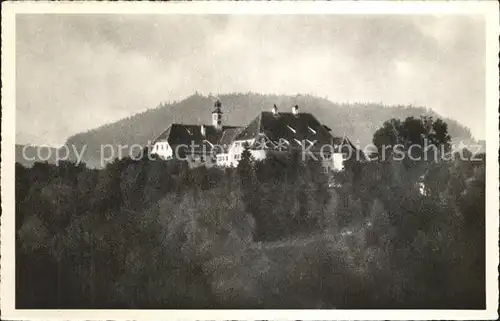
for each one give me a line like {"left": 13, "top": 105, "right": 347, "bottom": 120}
{"left": 152, "top": 111, "right": 358, "bottom": 156}
{"left": 153, "top": 126, "right": 172, "bottom": 143}
{"left": 235, "top": 113, "right": 263, "bottom": 141}
{"left": 219, "top": 127, "right": 243, "bottom": 148}
{"left": 235, "top": 112, "right": 345, "bottom": 152}
{"left": 153, "top": 124, "right": 241, "bottom": 153}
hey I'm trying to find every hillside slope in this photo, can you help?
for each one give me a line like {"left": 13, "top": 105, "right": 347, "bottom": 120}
{"left": 15, "top": 144, "right": 59, "bottom": 168}
{"left": 62, "top": 93, "right": 475, "bottom": 168}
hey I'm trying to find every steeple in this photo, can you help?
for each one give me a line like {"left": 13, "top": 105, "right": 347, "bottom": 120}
{"left": 212, "top": 99, "right": 223, "bottom": 130}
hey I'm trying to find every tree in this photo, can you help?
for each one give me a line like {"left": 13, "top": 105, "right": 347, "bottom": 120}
{"left": 15, "top": 125, "right": 485, "bottom": 309}
{"left": 373, "top": 116, "right": 451, "bottom": 162}
{"left": 236, "top": 142, "right": 254, "bottom": 188}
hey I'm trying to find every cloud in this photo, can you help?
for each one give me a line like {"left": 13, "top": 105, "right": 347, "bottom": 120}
{"left": 15, "top": 14, "right": 485, "bottom": 146}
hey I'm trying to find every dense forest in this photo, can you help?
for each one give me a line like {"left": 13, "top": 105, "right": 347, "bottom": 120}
{"left": 16, "top": 116, "right": 485, "bottom": 309}
{"left": 45, "top": 92, "right": 477, "bottom": 168}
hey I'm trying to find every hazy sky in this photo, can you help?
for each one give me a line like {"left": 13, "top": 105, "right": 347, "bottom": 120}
{"left": 16, "top": 14, "right": 485, "bottom": 146}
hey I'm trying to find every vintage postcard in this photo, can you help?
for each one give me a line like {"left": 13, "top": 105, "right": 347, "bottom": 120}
{"left": 1, "top": 1, "right": 499, "bottom": 320}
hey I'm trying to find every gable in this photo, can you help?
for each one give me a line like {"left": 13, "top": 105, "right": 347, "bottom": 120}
{"left": 234, "top": 113, "right": 262, "bottom": 141}
{"left": 219, "top": 127, "right": 243, "bottom": 147}
{"left": 152, "top": 126, "right": 172, "bottom": 143}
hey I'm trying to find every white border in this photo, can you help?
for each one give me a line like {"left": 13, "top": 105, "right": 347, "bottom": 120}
{"left": 1, "top": 1, "right": 499, "bottom": 320}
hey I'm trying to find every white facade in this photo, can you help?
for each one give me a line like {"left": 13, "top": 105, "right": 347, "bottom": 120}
{"left": 250, "top": 150, "right": 267, "bottom": 162}
{"left": 332, "top": 153, "right": 344, "bottom": 171}
{"left": 215, "top": 138, "right": 269, "bottom": 168}
{"left": 316, "top": 152, "right": 346, "bottom": 173}
{"left": 215, "top": 149, "right": 274, "bottom": 167}
{"left": 216, "top": 139, "right": 256, "bottom": 167}
{"left": 215, "top": 140, "right": 344, "bottom": 171}
{"left": 151, "top": 141, "right": 173, "bottom": 159}
{"left": 216, "top": 153, "right": 233, "bottom": 167}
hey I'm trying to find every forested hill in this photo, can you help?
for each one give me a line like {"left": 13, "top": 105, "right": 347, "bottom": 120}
{"left": 15, "top": 144, "right": 59, "bottom": 168}
{"left": 62, "top": 93, "right": 475, "bottom": 167}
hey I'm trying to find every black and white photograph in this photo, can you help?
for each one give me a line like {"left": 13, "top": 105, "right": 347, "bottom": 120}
{"left": 1, "top": 1, "right": 499, "bottom": 319}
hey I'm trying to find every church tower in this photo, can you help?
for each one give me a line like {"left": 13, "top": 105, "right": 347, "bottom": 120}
{"left": 212, "top": 99, "right": 223, "bottom": 130}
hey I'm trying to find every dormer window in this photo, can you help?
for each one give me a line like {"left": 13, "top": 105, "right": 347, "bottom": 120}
{"left": 306, "top": 139, "right": 315, "bottom": 146}
{"left": 186, "top": 128, "right": 192, "bottom": 135}
{"left": 203, "top": 140, "right": 214, "bottom": 148}
{"left": 308, "top": 126, "right": 316, "bottom": 134}
{"left": 287, "top": 125, "right": 296, "bottom": 134}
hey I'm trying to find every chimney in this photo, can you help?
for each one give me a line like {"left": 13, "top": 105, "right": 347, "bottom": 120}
{"left": 200, "top": 124, "right": 206, "bottom": 136}
{"left": 272, "top": 104, "right": 279, "bottom": 116}
{"left": 292, "top": 104, "right": 299, "bottom": 115}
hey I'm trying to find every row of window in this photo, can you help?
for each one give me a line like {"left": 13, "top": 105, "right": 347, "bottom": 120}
{"left": 155, "top": 144, "right": 168, "bottom": 151}
{"left": 217, "top": 153, "right": 242, "bottom": 162}
{"left": 217, "top": 155, "right": 229, "bottom": 162}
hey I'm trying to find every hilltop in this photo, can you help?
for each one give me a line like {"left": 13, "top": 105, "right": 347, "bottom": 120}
{"left": 53, "top": 93, "right": 475, "bottom": 167}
